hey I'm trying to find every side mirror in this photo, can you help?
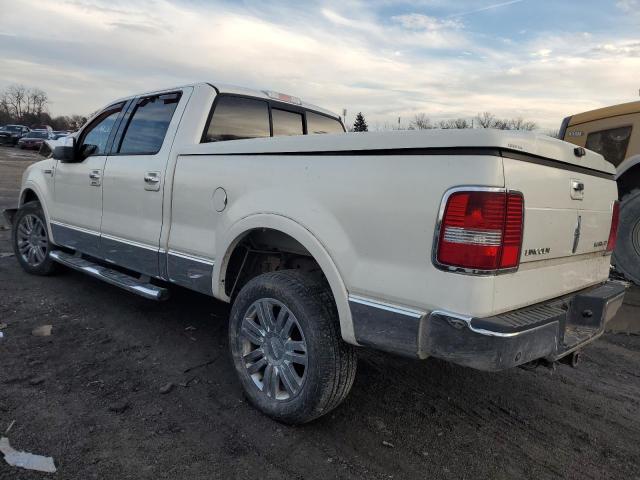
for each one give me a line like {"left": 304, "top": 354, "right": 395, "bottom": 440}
{"left": 53, "top": 137, "right": 77, "bottom": 162}
{"left": 80, "top": 144, "right": 98, "bottom": 158}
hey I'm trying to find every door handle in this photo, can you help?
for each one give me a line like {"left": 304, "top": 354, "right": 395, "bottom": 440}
{"left": 144, "top": 171, "right": 161, "bottom": 191}
{"left": 89, "top": 170, "right": 101, "bottom": 186}
{"left": 571, "top": 180, "right": 584, "bottom": 192}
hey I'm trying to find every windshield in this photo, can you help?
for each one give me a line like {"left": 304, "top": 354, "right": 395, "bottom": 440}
{"left": 5, "top": 126, "right": 23, "bottom": 132}
{"left": 26, "top": 132, "right": 48, "bottom": 139}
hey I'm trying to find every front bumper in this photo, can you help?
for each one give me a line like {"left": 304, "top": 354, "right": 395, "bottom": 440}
{"left": 350, "top": 281, "right": 626, "bottom": 371}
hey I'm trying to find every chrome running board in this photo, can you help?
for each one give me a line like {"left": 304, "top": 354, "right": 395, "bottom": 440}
{"left": 50, "top": 250, "right": 169, "bottom": 301}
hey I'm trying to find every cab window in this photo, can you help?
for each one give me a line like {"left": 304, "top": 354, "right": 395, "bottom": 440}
{"left": 203, "top": 96, "right": 270, "bottom": 142}
{"left": 118, "top": 93, "right": 181, "bottom": 155}
{"left": 585, "top": 126, "right": 632, "bottom": 167}
{"left": 307, "top": 112, "right": 344, "bottom": 134}
{"left": 272, "top": 109, "right": 303, "bottom": 136}
{"left": 78, "top": 103, "right": 124, "bottom": 158}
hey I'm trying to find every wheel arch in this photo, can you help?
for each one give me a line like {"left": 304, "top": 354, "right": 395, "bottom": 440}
{"left": 616, "top": 155, "right": 640, "bottom": 198}
{"left": 20, "top": 187, "right": 41, "bottom": 206}
{"left": 213, "top": 214, "right": 356, "bottom": 344}
{"left": 19, "top": 182, "right": 55, "bottom": 241}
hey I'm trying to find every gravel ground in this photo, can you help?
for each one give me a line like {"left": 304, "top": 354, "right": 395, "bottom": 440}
{"left": 0, "top": 146, "right": 639, "bottom": 480}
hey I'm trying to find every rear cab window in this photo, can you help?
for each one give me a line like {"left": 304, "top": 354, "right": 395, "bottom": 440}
{"left": 204, "top": 96, "right": 270, "bottom": 142}
{"left": 272, "top": 109, "right": 303, "bottom": 136}
{"left": 307, "top": 112, "right": 344, "bottom": 135}
{"left": 585, "top": 126, "right": 633, "bottom": 167}
{"left": 201, "top": 94, "right": 344, "bottom": 143}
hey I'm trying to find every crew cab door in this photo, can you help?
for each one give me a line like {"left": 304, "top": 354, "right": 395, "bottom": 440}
{"left": 99, "top": 89, "right": 190, "bottom": 277}
{"left": 51, "top": 102, "right": 126, "bottom": 257}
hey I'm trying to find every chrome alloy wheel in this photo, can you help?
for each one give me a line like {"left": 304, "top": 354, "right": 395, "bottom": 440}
{"left": 239, "top": 298, "right": 308, "bottom": 401}
{"left": 16, "top": 213, "right": 48, "bottom": 267}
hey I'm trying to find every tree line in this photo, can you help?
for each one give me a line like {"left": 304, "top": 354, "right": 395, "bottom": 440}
{"left": 351, "top": 111, "right": 543, "bottom": 133}
{"left": 0, "top": 84, "right": 87, "bottom": 131}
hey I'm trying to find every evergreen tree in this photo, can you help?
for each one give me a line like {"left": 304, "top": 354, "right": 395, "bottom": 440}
{"left": 352, "top": 112, "right": 368, "bottom": 132}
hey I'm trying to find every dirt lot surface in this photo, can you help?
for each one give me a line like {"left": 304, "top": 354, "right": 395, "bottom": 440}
{"left": 0, "top": 146, "right": 639, "bottom": 479}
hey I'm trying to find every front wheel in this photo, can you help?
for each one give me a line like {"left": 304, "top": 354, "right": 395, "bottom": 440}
{"left": 613, "top": 189, "right": 640, "bottom": 285}
{"left": 229, "top": 270, "right": 357, "bottom": 424}
{"left": 12, "top": 201, "right": 58, "bottom": 276}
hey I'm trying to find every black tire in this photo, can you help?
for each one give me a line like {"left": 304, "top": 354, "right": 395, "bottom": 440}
{"left": 613, "top": 189, "right": 640, "bottom": 285}
{"left": 229, "top": 270, "right": 357, "bottom": 424}
{"left": 11, "top": 201, "right": 58, "bottom": 276}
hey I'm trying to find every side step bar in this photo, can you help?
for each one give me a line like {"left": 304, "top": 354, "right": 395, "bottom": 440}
{"left": 50, "top": 250, "right": 169, "bottom": 301}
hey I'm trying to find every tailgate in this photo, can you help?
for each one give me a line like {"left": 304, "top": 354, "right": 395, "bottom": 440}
{"left": 493, "top": 137, "right": 617, "bottom": 313}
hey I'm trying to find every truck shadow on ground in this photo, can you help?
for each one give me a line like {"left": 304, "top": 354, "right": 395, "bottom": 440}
{"left": 1, "top": 262, "right": 639, "bottom": 480}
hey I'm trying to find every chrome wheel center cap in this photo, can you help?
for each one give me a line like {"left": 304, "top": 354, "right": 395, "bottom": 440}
{"left": 267, "top": 336, "right": 285, "bottom": 361}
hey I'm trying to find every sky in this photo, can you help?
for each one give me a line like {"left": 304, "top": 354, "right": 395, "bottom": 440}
{"left": 0, "top": 0, "right": 638, "bottom": 129}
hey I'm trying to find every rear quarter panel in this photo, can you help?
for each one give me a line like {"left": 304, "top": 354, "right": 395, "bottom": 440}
{"left": 168, "top": 151, "right": 505, "bottom": 317}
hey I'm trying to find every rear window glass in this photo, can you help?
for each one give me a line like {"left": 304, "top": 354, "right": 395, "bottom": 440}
{"left": 119, "top": 93, "right": 181, "bottom": 155}
{"left": 203, "top": 96, "right": 270, "bottom": 142}
{"left": 307, "top": 112, "right": 344, "bottom": 134}
{"left": 585, "top": 126, "right": 632, "bottom": 167}
{"left": 272, "top": 109, "right": 303, "bottom": 137}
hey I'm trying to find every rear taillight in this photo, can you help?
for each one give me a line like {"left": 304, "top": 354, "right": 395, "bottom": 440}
{"left": 606, "top": 200, "right": 620, "bottom": 253}
{"left": 435, "top": 189, "right": 524, "bottom": 272}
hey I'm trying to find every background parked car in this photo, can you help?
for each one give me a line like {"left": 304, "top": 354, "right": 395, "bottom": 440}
{"left": 30, "top": 124, "right": 53, "bottom": 132}
{"left": 0, "top": 125, "right": 31, "bottom": 145}
{"left": 17, "top": 130, "right": 53, "bottom": 150}
{"left": 52, "top": 130, "right": 71, "bottom": 139}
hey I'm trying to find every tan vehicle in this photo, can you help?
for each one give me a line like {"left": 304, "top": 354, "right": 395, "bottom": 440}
{"left": 561, "top": 101, "right": 640, "bottom": 284}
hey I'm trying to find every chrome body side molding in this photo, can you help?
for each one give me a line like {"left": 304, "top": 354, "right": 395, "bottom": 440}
{"left": 49, "top": 222, "right": 215, "bottom": 293}
{"left": 50, "top": 221, "right": 101, "bottom": 257}
{"left": 166, "top": 250, "right": 214, "bottom": 296}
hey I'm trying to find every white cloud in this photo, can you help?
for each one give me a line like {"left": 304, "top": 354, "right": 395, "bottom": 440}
{"left": 616, "top": 0, "right": 639, "bottom": 12}
{"left": 533, "top": 48, "right": 553, "bottom": 57}
{"left": 391, "top": 13, "right": 462, "bottom": 31}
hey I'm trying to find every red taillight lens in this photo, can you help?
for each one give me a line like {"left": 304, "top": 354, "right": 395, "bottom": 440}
{"left": 436, "top": 190, "right": 524, "bottom": 271}
{"left": 607, "top": 200, "right": 620, "bottom": 253}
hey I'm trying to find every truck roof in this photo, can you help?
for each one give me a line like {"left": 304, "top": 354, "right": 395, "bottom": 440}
{"left": 108, "top": 82, "right": 340, "bottom": 119}
{"left": 567, "top": 100, "right": 640, "bottom": 126}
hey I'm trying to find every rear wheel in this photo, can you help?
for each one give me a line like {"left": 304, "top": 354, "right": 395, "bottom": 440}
{"left": 229, "top": 270, "right": 357, "bottom": 424}
{"left": 613, "top": 189, "right": 640, "bottom": 285}
{"left": 12, "top": 201, "right": 58, "bottom": 276}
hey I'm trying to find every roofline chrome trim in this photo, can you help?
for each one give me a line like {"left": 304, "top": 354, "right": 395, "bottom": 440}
{"left": 348, "top": 294, "right": 425, "bottom": 319}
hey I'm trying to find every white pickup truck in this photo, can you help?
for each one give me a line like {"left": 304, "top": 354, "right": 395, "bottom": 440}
{"left": 4, "top": 82, "right": 625, "bottom": 423}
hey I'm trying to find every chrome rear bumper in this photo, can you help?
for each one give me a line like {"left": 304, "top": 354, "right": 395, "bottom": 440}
{"left": 350, "top": 281, "right": 626, "bottom": 371}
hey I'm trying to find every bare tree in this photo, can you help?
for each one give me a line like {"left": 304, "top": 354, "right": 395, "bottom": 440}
{"left": 475, "top": 112, "right": 496, "bottom": 128}
{"left": 408, "top": 113, "right": 434, "bottom": 130}
{"left": 3, "top": 84, "right": 27, "bottom": 119}
{"left": 507, "top": 117, "right": 537, "bottom": 131}
{"left": 438, "top": 118, "right": 472, "bottom": 129}
{"left": 0, "top": 84, "right": 52, "bottom": 125}
{"left": 28, "top": 88, "right": 48, "bottom": 116}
